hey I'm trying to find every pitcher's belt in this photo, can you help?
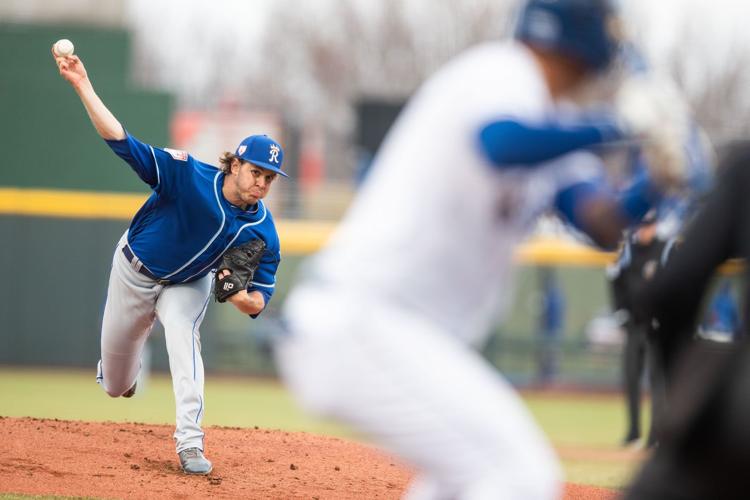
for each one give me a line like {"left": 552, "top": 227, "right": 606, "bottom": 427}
{"left": 122, "top": 244, "right": 172, "bottom": 286}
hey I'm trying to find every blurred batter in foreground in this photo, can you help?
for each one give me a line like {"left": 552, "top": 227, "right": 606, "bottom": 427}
{"left": 276, "top": 0, "right": 694, "bottom": 498}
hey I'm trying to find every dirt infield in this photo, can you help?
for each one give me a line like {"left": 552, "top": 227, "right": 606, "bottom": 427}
{"left": 1, "top": 416, "right": 618, "bottom": 499}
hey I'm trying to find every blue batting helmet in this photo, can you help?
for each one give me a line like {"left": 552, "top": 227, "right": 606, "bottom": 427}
{"left": 514, "top": 0, "right": 621, "bottom": 72}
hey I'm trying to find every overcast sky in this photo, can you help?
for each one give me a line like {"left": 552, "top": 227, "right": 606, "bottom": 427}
{"left": 123, "top": 0, "right": 750, "bottom": 109}
{"left": 140, "top": 1, "right": 750, "bottom": 62}
{"left": 624, "top": 0, "right": 750, "bottom": 65}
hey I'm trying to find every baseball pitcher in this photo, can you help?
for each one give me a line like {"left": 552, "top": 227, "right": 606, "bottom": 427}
{"left": 52, "top": 48, "right": 285, "bottom": 474}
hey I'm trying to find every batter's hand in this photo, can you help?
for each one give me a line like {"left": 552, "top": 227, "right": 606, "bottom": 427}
{"left": 615, "top": 74, "right": 690, "bottom": 191}
{"left": 51, "top": 47, "right": 88, "bottom": 88}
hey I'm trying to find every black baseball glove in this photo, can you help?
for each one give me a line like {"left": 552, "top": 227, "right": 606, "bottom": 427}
{"left": 214, "top": 239, "right": 266, "bottom": 303}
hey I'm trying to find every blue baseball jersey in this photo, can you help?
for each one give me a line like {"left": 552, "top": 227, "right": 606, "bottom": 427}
{"left": 105, "top": 132, "right": 281, "bottom": 306}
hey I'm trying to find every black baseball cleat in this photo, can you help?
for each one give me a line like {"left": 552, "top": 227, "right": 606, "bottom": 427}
{"left": 122, "top": 381, "right": 137, "bottom": 398}
{"left": 179, "top": 448, "right": 213, "bottom": 475}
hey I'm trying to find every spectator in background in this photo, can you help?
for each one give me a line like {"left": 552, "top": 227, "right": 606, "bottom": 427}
{"left": 537, "top": 268, "right": 565, "bottom": 386}
{"left": 608, "top": 210, "right": 672, "bottom": 448}
{"left": 698, "top": 280, "right": 740, "bottom": 343}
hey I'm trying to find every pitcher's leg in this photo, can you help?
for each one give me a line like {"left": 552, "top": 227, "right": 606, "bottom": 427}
{"left": 156, "top": 275, "right": 212, "bottom": 452}
{"left": 99, "top": 241, "right": 160, "bottom": 397}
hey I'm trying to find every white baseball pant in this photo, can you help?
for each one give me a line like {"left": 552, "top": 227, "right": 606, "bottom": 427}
{"left": 97, "top": 232, "right": 212, "bottom": 453}
{"left": 277, "top": 284, "right": 562, "bottom": 500}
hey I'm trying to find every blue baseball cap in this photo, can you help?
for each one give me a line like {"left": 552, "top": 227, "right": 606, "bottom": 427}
{"left": 515, "top": 0, "right": 621, "bottom": 72}
{"left": 235, "top": 135, "right": 287, "bottom": 177}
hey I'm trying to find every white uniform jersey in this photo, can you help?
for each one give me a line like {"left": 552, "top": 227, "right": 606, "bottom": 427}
{"left": 306, "top": 41, "right": 601, "bottom": 343}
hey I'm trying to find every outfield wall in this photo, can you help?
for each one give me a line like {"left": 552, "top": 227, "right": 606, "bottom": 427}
{"left": 0, "top": 206, "right": 624, "bottom": 387}
{"left": 0, "top": 24, "right": 171, "bottom": 192}
{"left": 5, "top": 192, "right": 737, "bottom": 388}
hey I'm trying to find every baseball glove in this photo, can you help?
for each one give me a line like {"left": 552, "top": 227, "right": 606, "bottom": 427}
{"left": 214, "top": 239, "right": 266, "bottom": 303}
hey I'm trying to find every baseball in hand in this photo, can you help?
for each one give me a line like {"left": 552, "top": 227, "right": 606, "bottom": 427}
{"left": 53, "top": 39, "right": 75, "bottom": 57}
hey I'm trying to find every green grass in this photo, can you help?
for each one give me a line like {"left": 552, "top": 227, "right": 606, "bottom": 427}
{"left": 525, "top": 392, "right": 645, "bottom": 488}
{"left": 564, "top": 459, "right": 638, "bottom": 489}
{"left": 0, "top": 367, "right": 643, "bottom": 491}
{"left": 0, "top": 368, "right": 347, "bottom": 437}
{"left": 526, "top": 393, "right": 636, "bottom": 447}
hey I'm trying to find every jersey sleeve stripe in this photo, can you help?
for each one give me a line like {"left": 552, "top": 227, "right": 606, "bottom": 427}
{"left": 149, "top": 145, "right": 161, "bottom": 190}
{"left": 249, "top": 280, "right": 275, "bottom": 288}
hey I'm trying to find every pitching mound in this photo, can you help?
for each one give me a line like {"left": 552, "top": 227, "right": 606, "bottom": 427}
{"left": 1, "top": 416, "right": 618, "bottom": 499}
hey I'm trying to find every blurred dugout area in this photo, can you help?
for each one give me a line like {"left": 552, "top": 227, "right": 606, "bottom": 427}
{"left": 0, "top": 22, "right": 737, "bottom": 391}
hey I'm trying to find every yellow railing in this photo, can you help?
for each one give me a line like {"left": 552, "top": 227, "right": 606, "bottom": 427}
{"left": 0, "top": 187, "right": 742, "bottom": 272}
{"left": 0, "top": 187, "right": 146, "bottom": 220}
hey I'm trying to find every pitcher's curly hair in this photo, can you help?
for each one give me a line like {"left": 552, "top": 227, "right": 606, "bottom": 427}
{"left": 218, "top": 152, "right": 241, "bottom": 174}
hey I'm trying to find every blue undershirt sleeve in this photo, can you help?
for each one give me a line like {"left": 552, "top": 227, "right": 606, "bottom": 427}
{"left": 478, "top": 117, "right": 623, "bottom": 166}
{"left": 246, "top": 249, "right": 280, "bottom": 318}
{"left": 617, "top": 171, "right": 662, "bottom": 223}
{"left": 554, "top": 173, "right": 662, "bottom": 235}
{"left": 553, "top": 181, "right": 603, "bottom": 233}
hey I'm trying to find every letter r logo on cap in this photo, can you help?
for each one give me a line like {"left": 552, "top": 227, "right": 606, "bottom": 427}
{"left": 269, "top": 144, "right": 280, "bottom": 164}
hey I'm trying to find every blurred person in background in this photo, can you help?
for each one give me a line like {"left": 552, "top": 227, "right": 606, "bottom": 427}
{"left": 607, "top": 210, "right": 673, "bottom": 449}
{"left": 274, "top": 0, "right": 700, "bottom": 497}
{"left": 698, "top": 279, "right": 740, "bottom": 343}
{"left": 536, "top": 268, "right": 565, "bottom": 386}
{"left": 52, "top": 48, "right": 286, "bottom": 475}
{"left": 625, "top": 142, "right": 750, "bottom": 500}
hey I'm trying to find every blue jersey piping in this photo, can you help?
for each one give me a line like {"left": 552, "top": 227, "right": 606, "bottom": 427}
{"left": 163, "top": 171, "right": 226, "bottom": 280}
{"left": 181, "top": 200, "right": 269, "bottom": 282}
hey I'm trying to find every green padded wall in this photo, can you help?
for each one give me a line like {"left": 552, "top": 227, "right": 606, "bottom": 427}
{"left": 0, "top": 23, "right": 171, "bottom": 192}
